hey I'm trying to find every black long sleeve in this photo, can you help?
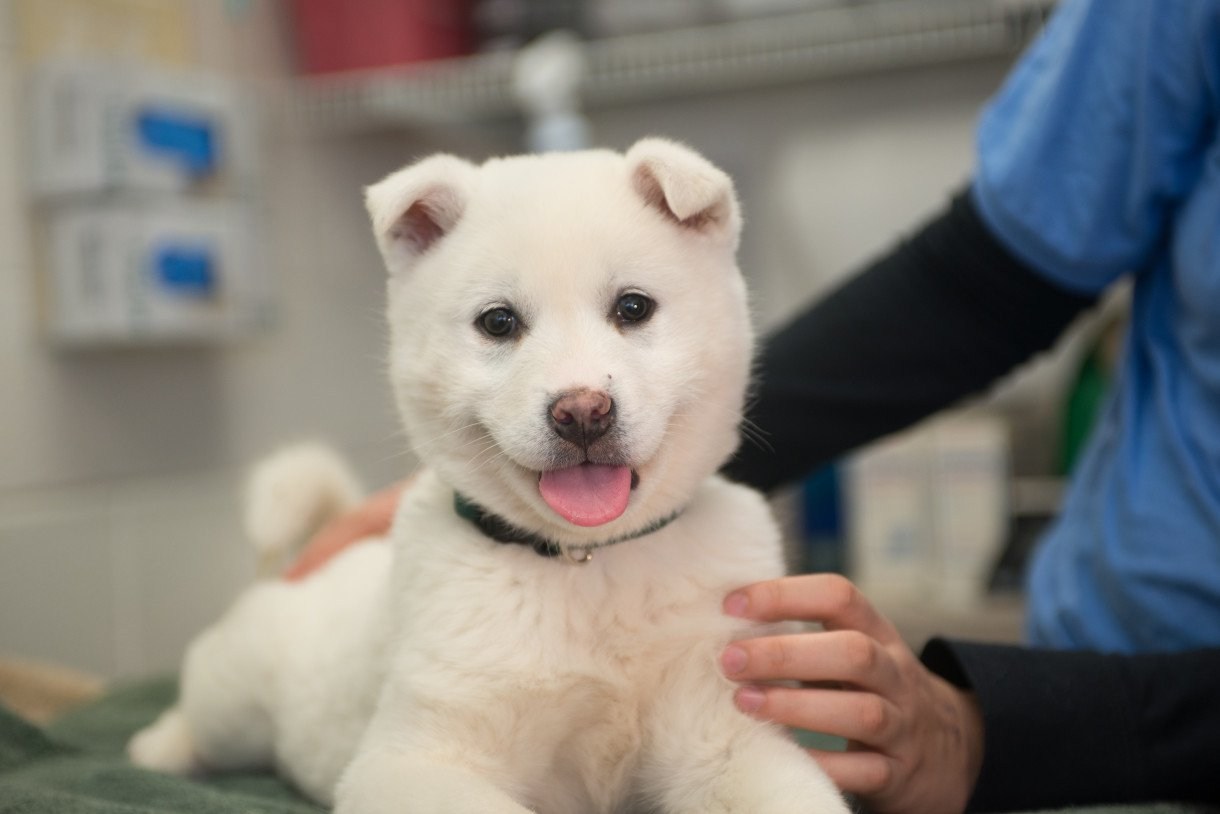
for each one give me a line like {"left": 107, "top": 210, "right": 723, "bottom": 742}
{"left": 724, "top": 190, "right": 1098, "bottom": 492}
{"left": 921, "top": 639, "right": 1220, "bottom": 811}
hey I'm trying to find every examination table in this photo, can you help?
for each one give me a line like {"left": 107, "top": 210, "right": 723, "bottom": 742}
{"left": 0, "top": 676, "right": 1214, "bottom": 814}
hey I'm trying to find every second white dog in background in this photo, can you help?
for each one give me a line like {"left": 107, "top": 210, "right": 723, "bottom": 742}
{"left": 128, "top": 138, "right": 848, "bottom": 814}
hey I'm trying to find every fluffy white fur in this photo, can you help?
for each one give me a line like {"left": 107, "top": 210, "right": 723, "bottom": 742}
{"left": 244, "top": 442, "right": 364, "bottom": 574}
{"left": 128, "top": 139, "right": 847, "bottom": 814}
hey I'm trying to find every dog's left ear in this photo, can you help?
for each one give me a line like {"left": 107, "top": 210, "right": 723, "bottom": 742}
{"left": 626, "top": 138, "right": 742, "bottom": 247}
{"left": 365, "top": 154, "right": 478, "bottom": 275}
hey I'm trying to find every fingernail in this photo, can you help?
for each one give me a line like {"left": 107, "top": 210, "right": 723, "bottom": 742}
{"left": 724, "top": 591, "right": 749, "bottom": 617}
{"left": 735, "top": 686, "right": 765, "bottom": 714}
{"left": 721, "top": 645, "right": 747, "bottom": 676}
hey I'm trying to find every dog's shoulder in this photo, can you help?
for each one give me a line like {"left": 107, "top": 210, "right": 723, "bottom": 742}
{"left": 660, "top": 475, "right": 786, "bottom": 584}
{"left": 688, "top": 475, "right": 779, "bottom": 537}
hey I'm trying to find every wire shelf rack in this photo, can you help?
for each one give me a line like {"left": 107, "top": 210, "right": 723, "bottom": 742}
{"left": 288, "top": 0, "right": 1057, "bottom": 132}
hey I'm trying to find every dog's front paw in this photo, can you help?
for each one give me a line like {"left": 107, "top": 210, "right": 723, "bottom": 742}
{"left": 127, "top": 707, "right": 203, "bottom": 776}
{"left": 652, "top": 730, "right": 850, "bottom": 814}
{"left": 336, "top": 747, "right": 536, "bottom": 814}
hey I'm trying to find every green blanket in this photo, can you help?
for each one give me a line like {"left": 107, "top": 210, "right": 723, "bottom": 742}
{"left": 0, "top": 678, "right": 319, "bottom": 813}
{"left": 0, "top": 679, "right": 1212, "bottom": 814}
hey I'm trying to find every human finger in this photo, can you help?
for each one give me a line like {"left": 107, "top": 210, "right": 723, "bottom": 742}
{"left": 724, "top": 573, "right": 903, "bottom": 646}
{"left": 734, "top": 685, "right": 900, "bottom": 749}
{"left": 806, "top": 749, "right": 895, "bottom": 799}
{"left": 721, "top": 629, "right": 901, "bottom": 693}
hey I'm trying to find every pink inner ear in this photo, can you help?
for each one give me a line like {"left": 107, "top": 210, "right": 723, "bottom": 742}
{"left": 632, "top": 164, "right": 719, "bottom": 231}
{"left": 391, "top": 201, "right": 447, "bottom": 254}
{"left": 634, "top": 169, "right": 667, "bottom": 213}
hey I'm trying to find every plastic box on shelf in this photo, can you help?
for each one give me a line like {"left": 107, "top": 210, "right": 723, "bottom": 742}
{"left": 847, "top": 414, "right": 1010, "bottom": 609}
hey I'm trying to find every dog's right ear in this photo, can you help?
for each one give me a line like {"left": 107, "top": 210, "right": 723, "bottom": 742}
{"left": 364, "top": 154, "right": 477, "bottom": 274}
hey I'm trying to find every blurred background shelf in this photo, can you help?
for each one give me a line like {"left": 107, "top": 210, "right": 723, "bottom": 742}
{"left": 288, "top": 0, "right": 1057, "bottom": 132}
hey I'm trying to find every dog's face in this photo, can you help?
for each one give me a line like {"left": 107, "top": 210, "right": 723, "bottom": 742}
{"left": 366, "top": 139, "right": 752, "bottom": 545}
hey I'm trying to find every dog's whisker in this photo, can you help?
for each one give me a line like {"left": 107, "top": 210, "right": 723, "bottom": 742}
{"left": 738, "top": 418, "right": 773, "bottom": 452}
{"left": 662, "top": 396, "right": 772, "bottom": 453}
{"left": 410, "top": 420, "right": 494, "bottom": 453}
{"left": 469, "top": 438, "right": 503, "bottom": 462}
{"left": 466, "top": 445, "right": 508, "bottom": 475}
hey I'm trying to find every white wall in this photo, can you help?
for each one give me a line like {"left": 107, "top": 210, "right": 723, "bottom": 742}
{"left": 0, "top": 0, "right": 414, "bottom": 678}
{"left": 0, "top": 0, "right": 1038, "bottom": 679}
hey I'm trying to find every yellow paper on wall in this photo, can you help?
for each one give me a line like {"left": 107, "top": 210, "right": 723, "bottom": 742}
{"left": 14, "top": 0, "right": 194, "bottom": 66}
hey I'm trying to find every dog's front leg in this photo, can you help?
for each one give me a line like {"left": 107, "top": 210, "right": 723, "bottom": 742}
{"left": 333, "top": 685, "right": 534, "bottom": 814}
{"left": 335, "top": 744, "right": 535, "bottom": 814}
{"left": 641, "top": 652, "right": 848, "bottom": 814}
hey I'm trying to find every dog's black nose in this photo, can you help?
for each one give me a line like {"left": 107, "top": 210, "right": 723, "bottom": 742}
{"left": 549, "top": 389, "right": 615, "bottom": 448}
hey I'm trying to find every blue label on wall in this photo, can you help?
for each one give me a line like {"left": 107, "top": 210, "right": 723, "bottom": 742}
{"left": 154, "top": 246, "right": 217, "bottom": 298}
{"left": 135, "top": 107, "right": 219, "bottom": 178}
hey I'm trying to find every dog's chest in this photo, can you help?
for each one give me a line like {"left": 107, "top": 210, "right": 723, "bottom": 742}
{"left": 380, "top": 481, "right": 782, "bottom": 811}
{"left": 397, "top": 530, "right": 721, "bottom": 675}
{"left": 390, "top": 541, "right": 730, "bottom": 811}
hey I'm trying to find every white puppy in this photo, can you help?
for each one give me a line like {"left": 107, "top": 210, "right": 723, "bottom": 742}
{"left": 128, "top": 139, "right": 847, "bottom": 814}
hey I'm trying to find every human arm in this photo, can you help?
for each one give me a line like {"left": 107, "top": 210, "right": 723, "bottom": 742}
{"left": 725, "top": 0, "right": 1220, "bottom": 495}
{"left": 722, "top": 189, "right": 1097, "bottom": 493}
{"left": 921, "top": 638, "right": 1220, "bottom": 811}
{"left": 722, "top": 575, "right": 1220, "bottom": 813}
{"left": 283, "top": 479, "right": 410, "bottom": 581}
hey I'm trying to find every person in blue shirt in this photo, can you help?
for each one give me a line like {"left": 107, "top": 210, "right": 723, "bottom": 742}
{"left": 728, "top": 0, "right": 1220, "bottom": 655}
{"left": 714, "top": 1, "right": 1220, "bottom": 809}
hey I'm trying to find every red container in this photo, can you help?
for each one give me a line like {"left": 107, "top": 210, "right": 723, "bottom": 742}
{"left": 290, "top": 0, "right": 474, "bottom": 74}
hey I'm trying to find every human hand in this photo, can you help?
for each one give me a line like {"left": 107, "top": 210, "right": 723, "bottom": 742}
{"left": 721, "top": 574, "right": 984, "bottom": 814}
{"left": 282, "top": 478, "right": 412, "bottom": 581}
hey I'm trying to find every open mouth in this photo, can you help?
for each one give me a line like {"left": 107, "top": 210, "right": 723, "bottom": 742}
{"left": 537, "top": 463, "right": 639, "bottom": 527}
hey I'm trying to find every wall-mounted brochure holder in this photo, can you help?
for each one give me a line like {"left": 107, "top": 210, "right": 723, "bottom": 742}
{"left": 26, "top": 59, "right": 257, "bottom": 198}
{"left": 45, "top": 201, "right": 265, "bottom": 345}
{"left": 26, "top": 58, "right": 265, "bottom": 345}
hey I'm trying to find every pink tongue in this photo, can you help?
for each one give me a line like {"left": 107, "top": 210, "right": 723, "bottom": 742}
{"left": 538, "top": 464, "right": 632, "bottom": 527}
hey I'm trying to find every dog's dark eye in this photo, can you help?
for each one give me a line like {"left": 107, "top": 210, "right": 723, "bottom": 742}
{"left": 616, "top": 293, "right": 654, "bottom": 326}
{"left": 478, "top": 307, "right": 518, "bottom": 338}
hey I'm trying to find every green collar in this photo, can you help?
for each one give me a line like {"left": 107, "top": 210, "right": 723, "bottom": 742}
{"left": 454, "top": 493, "right": 682, "bottom": 563}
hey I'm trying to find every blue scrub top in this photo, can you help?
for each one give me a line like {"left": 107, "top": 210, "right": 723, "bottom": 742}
{"left": 972, "top": 0, "right": 1220, "bottom": 652}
